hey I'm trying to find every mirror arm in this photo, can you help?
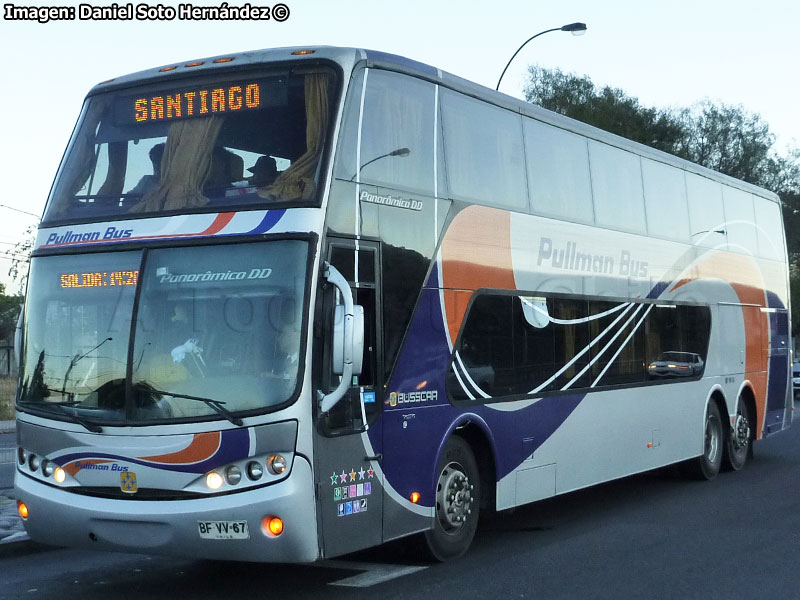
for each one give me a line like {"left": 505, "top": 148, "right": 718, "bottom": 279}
{"left": 318, "top": 262, "right": 355, "bottom": 413}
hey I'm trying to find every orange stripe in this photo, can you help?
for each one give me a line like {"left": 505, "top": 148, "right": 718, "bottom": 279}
{"left": 200, "top": 212, "right": 235, "bottom": 235}
{"left": 440, "top": 206, "right": 516, "bottom": 344}
{"left": 672, "top": 252, "right": 768, "bottom": 437}
{"left": 140, "top": 432, "right": 221, "bottom": 464}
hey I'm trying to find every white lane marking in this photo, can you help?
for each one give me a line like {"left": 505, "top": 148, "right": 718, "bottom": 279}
{"left": 319, "top": 560, "right": 427, "bottom": 588}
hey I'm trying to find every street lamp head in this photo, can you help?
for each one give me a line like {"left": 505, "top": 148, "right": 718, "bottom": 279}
{"left": 561, "top": 22, "right": 587, "bottom": 35}
{"left": 496, "top": 22, "right": 588, "bottom": 90}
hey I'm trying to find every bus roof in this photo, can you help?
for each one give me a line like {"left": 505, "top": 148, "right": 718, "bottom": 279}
{"left": 90, "top": 45, "right": 779, "bottom": 204}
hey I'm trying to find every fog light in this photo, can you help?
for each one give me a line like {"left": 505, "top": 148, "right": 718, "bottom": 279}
{"left": 17, "top": 448, "right": 27, "bottom": 466}
{"left": 54, "top": 467, "right": 66, "bottom": 484}
{"left": 225, "top": 465, "right": 242, "bottom": 485}
{"left": 28, "top": 454, "right": 40, "bottom": 472}
{"left": 206, "top": 472, "right": 224, "bottom": 490}
{"left": 267, "top": 455, "right": 286, "bottom": 475}
{"left": 247, "top": 461, "right": 263, "bottom": 480}
{"left": 41, "top": 460, "right": 54, "bottom": 478}
{"left": 17, "top": 501, "right": 29, "bottom": 520}
{"left": 262, "top": 516, "right": 284, "bottom": 537}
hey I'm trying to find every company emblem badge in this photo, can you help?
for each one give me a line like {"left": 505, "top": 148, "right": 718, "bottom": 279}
{"left": 120, "top": 471, "right": 138, "bottom": 494}
{"left": 389, "top": 392, "right": 398, "bottom": 407}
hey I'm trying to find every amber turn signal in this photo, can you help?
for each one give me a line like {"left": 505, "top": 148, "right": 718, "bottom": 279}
{"left": 262, "top": 516, "right": 284, "bottom": 537}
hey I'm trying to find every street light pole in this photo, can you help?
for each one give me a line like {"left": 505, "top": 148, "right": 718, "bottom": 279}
{"left": 495, "top": 22, "right": 587, "bottom": 91}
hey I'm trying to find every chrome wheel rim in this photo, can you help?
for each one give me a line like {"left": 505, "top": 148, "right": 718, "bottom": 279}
{"left": 705, "top": 413, "right": 720, "bottom": 464}
{"left": 435, "top": 462, "right": 473, "bottom": 532}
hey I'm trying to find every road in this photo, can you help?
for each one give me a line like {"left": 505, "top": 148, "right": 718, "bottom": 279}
{"left": 1, "top": 415, "right": 799, "bottom": 599}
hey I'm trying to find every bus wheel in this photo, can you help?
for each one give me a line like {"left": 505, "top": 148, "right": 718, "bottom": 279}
{"left": 690, "top": 401, "right": 724, "bottom": 480}
{"left": 424, "top": 436, "right": 480, "bottom": 561}
{"left": 724, "top": 401, "right": 752, "bottom": 471}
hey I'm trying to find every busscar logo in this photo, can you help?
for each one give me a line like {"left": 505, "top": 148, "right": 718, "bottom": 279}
{"left": 388, "top": 390, "right": 437, "bottom": 407}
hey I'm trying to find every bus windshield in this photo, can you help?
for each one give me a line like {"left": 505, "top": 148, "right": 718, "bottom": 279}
{"left": 17, "top": 240, "right": 308, "bottom": 424}
{"left": 43, "top": 69, "right": 336, "bottom": 224}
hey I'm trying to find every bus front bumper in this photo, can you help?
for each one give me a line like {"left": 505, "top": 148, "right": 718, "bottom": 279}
{"left": 14, "top": 456, "right": 320, "bottom": 563}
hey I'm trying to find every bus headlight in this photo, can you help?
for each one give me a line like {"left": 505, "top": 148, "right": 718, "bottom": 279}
{"left": 17, "top": 448, "right": 27, "bottom": 466}
{"left": 54, "top": 467, "right": 66, "bottom": 484}
{"left": 41, "top": 460, "right": 54, "bottom": 478}
{"left": 225, "top": 465, "right": 242, "bottom": 485}
{"left": 267, "top": 455, "right": 286, "bottom": 475}
{"left": 28, "top": 454, "right": 40, "bottom": 472}
{"left": 247, "top": 461, "right": 264, "bottom": 480}
{"left": 206, "top": 472, "right": 224, "bottom": 490}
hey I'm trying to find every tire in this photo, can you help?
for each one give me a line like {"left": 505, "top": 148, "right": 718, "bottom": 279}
{"left": 724, "top": 399, "right": 752, "bottom": 471}
{"left": 423, "top": 436, "right": 480, "bottom": 561}
{"left": 687, "top": 401, "right": 723, "bottom": 480}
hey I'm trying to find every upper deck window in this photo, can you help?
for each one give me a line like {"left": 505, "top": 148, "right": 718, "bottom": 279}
{"left": 43, "top": 69, "right": 337, "bottom": 224}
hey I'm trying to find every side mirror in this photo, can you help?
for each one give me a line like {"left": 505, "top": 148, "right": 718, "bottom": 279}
{"left": 332, "top": 304, "right": 364, "bottom": 376}
{"left": 318, "top": 263, "right": 364, "bottom": 414}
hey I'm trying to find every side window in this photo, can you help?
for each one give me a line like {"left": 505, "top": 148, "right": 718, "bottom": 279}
{"left": 448, "top": 294, "right": 711, "bottom": 403}
{"left": 335, "top": 69, "right": 435, "bottom": 196}
{"left": 723, "top": 187, "right": 757, "bottom": 255}
{"left": 448, "top": 294, "right": 592, "bottom": 401}
{"left": 641, "top": 159, "right": 690, "bottom": 242}
{"left": 753, "top": 195, "right": 785, "bottom": 261}
{"left": 587, "top": 300, "right": 646, "bottom": 387}
{"left": 644, "top": 304, "right": 710, "bottom": 379}
{"left": 440, "top": 89, "right": 528, "bottom": 210}
{"left": 686, "top": 173, "right": 726, "bottom": 246}
{"left": 524, "top": 120, "right": 593, "bottom": 224}
{"left": 589, "top": 141, "right": 646, "bottom": 234}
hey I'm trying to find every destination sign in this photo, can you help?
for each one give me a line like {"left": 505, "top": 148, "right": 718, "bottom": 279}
{"left": 60, "top": 270, "right": 139, "bottom": 289}
{"left": 128, "top": 81, "right": 261, "bottom": 124}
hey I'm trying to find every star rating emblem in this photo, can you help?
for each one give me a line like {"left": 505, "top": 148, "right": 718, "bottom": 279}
{"left": 339, "top": 470, "right": 348, "bottom": 484}
{"left": 330, "top": 472, "right": 338, "bottom": 485}
{"left": 367, "top": 466, "right": 374, "bottom": 479}
{"left": 349, "top": 469, "right": 357, "bottom": 482}
{"left": 358, "top": 467, "right": 365, "bottom": 480}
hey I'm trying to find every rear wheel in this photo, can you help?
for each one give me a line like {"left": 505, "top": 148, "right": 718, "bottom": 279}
{"left": 686, "top": 401, "right": 723, "bottom": 480}
{"left": 725, "top": 400, "right": 752, "bottom": 471}
{"left": 423, "top": 436, "right": 480, "bottom": 561}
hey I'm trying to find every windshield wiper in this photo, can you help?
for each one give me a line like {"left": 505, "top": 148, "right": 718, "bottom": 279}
{"left": 19, "top": 401, "right": 103, "bottom": 433}
{"left": 146, "top": 387, "right": 244, "bottom": 426}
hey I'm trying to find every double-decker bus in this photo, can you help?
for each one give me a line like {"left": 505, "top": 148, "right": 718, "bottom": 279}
{"left": 14, "top": 46, "right": 792, "bottom": 562}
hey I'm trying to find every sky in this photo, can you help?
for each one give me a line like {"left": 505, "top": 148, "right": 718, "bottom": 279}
{"left": 1, "top": 0, "right": 797, "bottom": 293}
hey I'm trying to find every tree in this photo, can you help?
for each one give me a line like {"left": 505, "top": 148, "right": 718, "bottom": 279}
{"left": 6, "top": 224, "right": 35, "bottom": 294}
{"left": 0, "top": 283, "right": 23, "bottom": 343}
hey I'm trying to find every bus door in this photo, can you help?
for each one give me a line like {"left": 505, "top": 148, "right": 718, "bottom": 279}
{"left": 314, "top": 238, "right": 384, "bottom": 558}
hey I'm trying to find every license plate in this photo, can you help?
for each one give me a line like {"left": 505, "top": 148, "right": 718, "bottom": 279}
{"left": 198, "top": 520, "right": 250, "bottom": 540}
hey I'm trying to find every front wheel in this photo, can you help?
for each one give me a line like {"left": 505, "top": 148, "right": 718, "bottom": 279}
{"left": 423, "top": 436, "right": 480, "bottom": 561}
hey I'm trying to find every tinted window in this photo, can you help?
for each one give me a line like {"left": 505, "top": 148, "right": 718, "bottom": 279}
{"left": 335, "top": 69, "right": 435, "bottom": 195}
{"left": 753, "top": 195, "right": 785, "bottom": 261}
{"left": 723, "top": 187, "right": 757, "bottom": 255}
{"left": 448, "top": 294, "right": 711, "bottom": 403}
{"left": 440, "top": 89, "right": 528, "bottom": 210}
{"left": 644, "top": 304, "right": 710, "bottom": 380}
{"left": 642, "top": 159, "right": 690, "bottom": 242}
{"left": 589, "top": 141, "right": 646, "bottom": 234}
{"left": 45, "top": 70, "right": 336, "bottom": 223}
{"left": 686, "top": 173, "right": 726, "bottom": 246}
{"left": 525, "top": 120, "right": 594, "bottom": 224}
